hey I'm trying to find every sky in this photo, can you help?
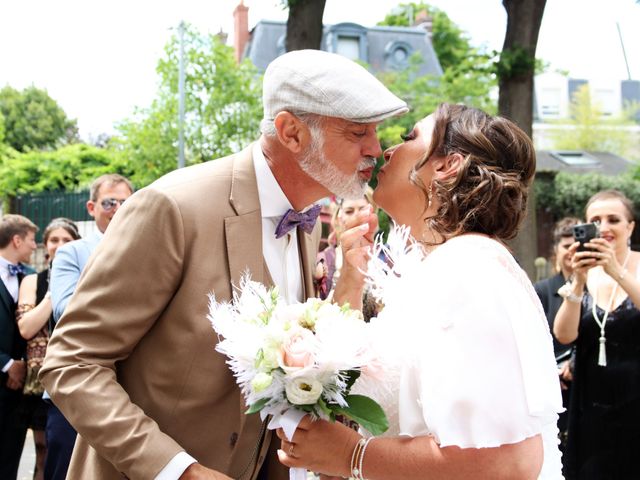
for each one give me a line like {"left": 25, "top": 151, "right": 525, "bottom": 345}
{"left": 1, "top": 0, "right": 638, "bottom": 140}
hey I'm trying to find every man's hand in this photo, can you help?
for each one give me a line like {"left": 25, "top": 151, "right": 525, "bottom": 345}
{"left": 178, "top": 463, "right": 233, "bottom": 480}
{"left": 6, "top": 360, "right": 26, "bottom": 390}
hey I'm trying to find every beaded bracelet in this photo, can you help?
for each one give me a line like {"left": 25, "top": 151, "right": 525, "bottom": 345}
{"left": 350, "top": 437, "right": 366, "bottom": 479}
{"left": 350, "top": 437, "right": 374, "bottom": 479}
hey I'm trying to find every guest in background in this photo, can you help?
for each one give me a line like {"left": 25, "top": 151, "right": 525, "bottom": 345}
{"left": 0, "top": 214, "right": 37, "bottom": 479}
{"left": 554, "top": 189, "right": 640, "bottom": 479}
{"left": 314, "top": 187, "right": 376, "bottom": 299}
{"left": 314, "top": 188, "right": 380, "bottom": 320}
{"left": 16, "top": 218, "right": 80, "bottom": 480}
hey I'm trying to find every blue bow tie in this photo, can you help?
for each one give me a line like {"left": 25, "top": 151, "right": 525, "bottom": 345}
{"left": 275, "top": 204, "right": 322, "bottom": 239}
{"left": 8, "top": 263, "right": 25, "bottom": 276}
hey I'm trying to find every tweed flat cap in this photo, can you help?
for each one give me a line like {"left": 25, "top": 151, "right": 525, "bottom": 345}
{"left": 263, "top": 49, "right": 408, "bottom": 123}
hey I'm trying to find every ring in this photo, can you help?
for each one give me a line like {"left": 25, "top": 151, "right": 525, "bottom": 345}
{"left": 289, "top": 444, "right": 295, "bottom": 457}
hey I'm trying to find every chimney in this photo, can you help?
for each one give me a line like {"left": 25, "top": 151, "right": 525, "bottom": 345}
{"left": 414, "top": 9, "right": 433, "bottom": 38}
{"left": 233, "top": 0, "right": 249, "bottom": 63}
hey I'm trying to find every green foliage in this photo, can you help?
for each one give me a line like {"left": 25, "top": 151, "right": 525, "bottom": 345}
{"left": 535, "top": 171, "right": 640, "bottom": 220}
{"left": 0, "top": 143, "right": 130, "bottom": 196}
{"left": 0, "top": 85, "right": 78, "bottom": 152}
{"left": 376, "top": 3, "right": 496, "bottom": 152}
{"left": 493, "top": 45, "right": 537, "bottom": 80}
{"left": 547, "top": 85, "right": 639, "bottom": 159}
{"left": 111, "top": 25, "right": 263, "bottom": 187}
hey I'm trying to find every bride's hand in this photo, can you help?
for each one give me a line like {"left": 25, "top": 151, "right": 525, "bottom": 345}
{"left": 339, "top": 205, "right": 378, "bottom": 276}
{"left": 276, "top": 415, "right": 361, "bottom": 478}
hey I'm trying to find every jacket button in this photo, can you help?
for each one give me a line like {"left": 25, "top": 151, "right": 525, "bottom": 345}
{"left": 229, "top": 432, "right": 239, "bottom": 447}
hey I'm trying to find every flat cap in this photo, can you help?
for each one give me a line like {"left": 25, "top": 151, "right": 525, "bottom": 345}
{"left": 263, "top": 49, "right": 408, "bottom": 124}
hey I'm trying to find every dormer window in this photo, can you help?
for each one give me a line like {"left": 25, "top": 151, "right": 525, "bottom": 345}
{"left": 326, "top": 23, "right": 368, "bottom": 63}
{"left": 384, "top": 40, "right": 413, "bottom": 70}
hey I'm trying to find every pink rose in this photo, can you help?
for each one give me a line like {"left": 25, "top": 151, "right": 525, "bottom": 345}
{"left": 279, "top": 328, "right": 316, "bottom": 369}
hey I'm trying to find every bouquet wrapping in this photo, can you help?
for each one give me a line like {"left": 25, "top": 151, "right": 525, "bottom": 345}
{"left": 208, "top": 276, "right": 388, "bottom": 480}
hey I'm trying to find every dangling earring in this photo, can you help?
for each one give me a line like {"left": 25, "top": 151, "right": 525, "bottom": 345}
{"left": 427, "top": 183, "right": 433, "bottom": 209}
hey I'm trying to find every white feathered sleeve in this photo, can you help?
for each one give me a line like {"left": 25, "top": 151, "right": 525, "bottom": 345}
{"left": 370, "top": 232, "right": 563, "bottom": 448}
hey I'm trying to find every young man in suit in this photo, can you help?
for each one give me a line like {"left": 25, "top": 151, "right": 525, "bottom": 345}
{"left": 45, "top": 173, "right": 134, "bottom": 480}
{"left": 41, "top": 50, "right": 408, "bottom": 480}
{"left": 0, "top": 214, "right": 37, "bottom": 479}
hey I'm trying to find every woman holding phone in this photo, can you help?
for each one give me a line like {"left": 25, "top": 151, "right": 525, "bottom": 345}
{"left": 554, "top": 189, "right": 640, "bottom": 479}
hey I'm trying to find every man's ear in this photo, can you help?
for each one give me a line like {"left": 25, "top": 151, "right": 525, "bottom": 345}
{"left": 11, "top": 234, "right": 22, "bottom": 249}
{"left": 86, "top": 200, "right": 97, "bottom": 219}
{"left": 274, "top": 111, "right": 308, "bottom": 153}
{"left": 432, "top": 152, "right": 465, "bottom": 182}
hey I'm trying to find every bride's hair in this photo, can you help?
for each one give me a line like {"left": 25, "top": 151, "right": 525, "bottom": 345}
{"left": 411, "top": 103, "right": 535, "bottom": 242}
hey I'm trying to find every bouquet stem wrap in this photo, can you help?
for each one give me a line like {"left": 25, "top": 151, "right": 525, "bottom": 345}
{"left": 262, "top": 408, "right": 307, "bottom": 480}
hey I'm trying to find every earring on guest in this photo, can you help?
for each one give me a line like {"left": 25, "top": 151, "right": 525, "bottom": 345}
{"left": 427, "top": 183, "right": 433, "bottom": 209}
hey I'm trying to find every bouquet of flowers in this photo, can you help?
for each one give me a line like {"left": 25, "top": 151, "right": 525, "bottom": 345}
{"left": 208, "top": 276, "right": 388, "bottom": 468}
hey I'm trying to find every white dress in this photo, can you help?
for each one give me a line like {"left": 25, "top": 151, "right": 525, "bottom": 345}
{"left": 357, "top": 230, "right": 564, "bottom": 479}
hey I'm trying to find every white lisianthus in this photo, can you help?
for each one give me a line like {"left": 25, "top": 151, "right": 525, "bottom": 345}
{"left": 285, "top": 377, "right": 323, "bottom": 405}
{"left": 251, "top": 372, "right": 273, "bottom": 393}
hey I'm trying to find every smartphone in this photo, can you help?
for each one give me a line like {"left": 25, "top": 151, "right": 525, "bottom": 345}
{"left": 573, "top": 222, "right": 600, "bottom": 252}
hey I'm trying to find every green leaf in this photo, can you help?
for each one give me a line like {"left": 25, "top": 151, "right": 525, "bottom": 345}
{"left": 245, "top": 397, "right": 269, "bottom": 414}
{"left": 334, "top": 394, "right": 389, "bottom": 436}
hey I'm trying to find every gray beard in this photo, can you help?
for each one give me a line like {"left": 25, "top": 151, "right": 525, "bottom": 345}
{"left": 299, "top": 126, "right": 373, "bottom": 200}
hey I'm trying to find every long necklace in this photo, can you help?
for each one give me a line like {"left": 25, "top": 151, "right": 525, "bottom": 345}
{"left": 592, "top": 249, "right": 631, "bottom": 367}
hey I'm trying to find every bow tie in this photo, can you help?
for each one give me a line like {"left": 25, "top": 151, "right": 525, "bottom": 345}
{"left": 275, "top": 204, "right": 322, "bottom": 239}
{"left": 8, "top": 264, "right": 25, "bottom": 276}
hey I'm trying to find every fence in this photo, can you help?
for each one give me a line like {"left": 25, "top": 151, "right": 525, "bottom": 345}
{"left": 12, "top": 191, "right": 92, "bottom": 243}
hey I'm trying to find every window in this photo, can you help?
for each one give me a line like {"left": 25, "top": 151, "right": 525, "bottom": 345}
{"left": 551, "top": 151, "right": 600, "bottom": 167}
{"left": 336, "top": 36, "right": 360, "bottom": 61}
{"left": 384, "top": 40, "right": 413, "bottom": 70}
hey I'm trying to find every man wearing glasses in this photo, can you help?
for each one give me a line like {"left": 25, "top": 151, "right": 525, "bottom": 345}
{"left": 46, "top": 173, "right": 133, "bottom": 480}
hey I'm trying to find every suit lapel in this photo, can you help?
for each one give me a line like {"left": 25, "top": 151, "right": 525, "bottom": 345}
{"left": 225, "top": 144, "right": 267, "bottom": 289}
{"left": 0, "top": 277, "right": 14, "bottom": 315}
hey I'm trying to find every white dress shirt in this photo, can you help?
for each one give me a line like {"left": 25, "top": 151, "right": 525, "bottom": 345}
{"left": 253, "top": 142, "right": 304, "bottom": 304}
{"left": 156, "top": 143, "right": 307, "bottom": 479}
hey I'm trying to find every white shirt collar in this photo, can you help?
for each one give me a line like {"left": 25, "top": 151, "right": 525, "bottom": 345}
{"left": 0, "top": 255, "right": 15, "bottom": 270}
{"left": 253, "top": 142, "right": 293, "bottom": 218}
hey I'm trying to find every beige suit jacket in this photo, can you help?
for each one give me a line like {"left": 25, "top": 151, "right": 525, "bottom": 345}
{"left": 40, "top": 145, "right": 320, "bottom": 480}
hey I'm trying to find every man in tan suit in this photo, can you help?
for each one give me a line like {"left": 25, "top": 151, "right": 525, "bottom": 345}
{"left": 40, "top": 50, "right": 407, "bottom": 480}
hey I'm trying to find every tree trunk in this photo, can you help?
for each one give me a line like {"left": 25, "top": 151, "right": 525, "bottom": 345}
{"left": 498, "top": 0, "right": 547, "bottom": 279}
{"left": 285, "top": 0, "right": 327, "bottom": 52}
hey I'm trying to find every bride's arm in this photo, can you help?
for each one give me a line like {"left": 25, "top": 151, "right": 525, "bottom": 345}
{"left": 277, "top": 417, "right": 542, "bottom": 480}
{"left": 331, "top": 207, "right": 378, "bottom": 309}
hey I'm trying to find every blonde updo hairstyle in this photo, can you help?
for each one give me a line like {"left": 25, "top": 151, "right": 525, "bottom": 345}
{"left": 411, "top": 103, "right": 536, "bottom": 242}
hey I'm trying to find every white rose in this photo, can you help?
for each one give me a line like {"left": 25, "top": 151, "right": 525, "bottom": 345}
{"left": 285, "top": 377, "right": 323, "bottom": 405}
{"left": 251, "top": 372, "right": 273, "bottom": 393}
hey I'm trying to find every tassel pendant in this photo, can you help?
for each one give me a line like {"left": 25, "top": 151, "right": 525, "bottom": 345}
{"left": 598, "top": 335, "right": 607, "bottom": 367}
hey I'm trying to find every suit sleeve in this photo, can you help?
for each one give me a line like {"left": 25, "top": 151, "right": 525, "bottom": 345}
{"left": 50, "top": 242, "right": 82, "bottom": 322}
{"left": 40, "top": 188, "right": 187, "bottom": 479}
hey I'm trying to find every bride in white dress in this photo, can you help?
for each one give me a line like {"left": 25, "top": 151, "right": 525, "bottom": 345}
{"left": 277, "top": 103, "right": 564, "bottom": 479}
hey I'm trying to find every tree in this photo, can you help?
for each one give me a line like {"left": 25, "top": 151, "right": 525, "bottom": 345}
{"left": 548, "top": 84, "right": 638, "bottom": 158}
{"left": 0, "top": 85, "right": 78, "bottom": 152}
{"left": 497, "top": 0, "right": 546, "bottom": 136}
{"left": 283, "top": 0, "right": 327, "bottom": 51}
{"left": 111, "top": 26, "right": 263, "bottom": 187}
{"left": 496, "top": 0, "right": 547, "bottom": 279}
{"left": 0, "top": 143, "right": 129, "bottom": 196}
